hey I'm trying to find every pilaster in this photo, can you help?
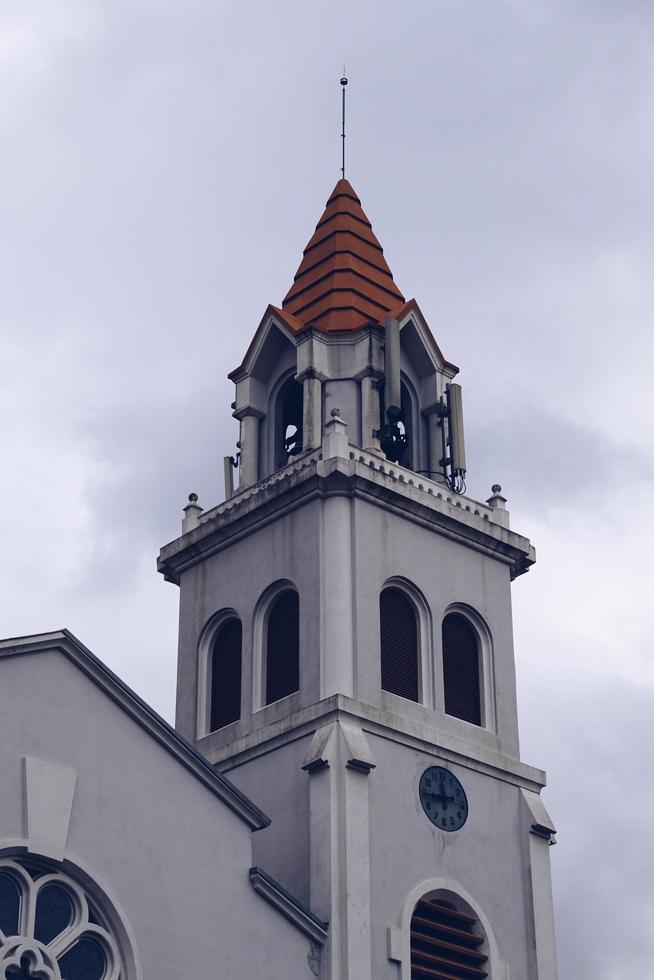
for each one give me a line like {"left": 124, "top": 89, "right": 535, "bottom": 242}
{"left": 521, "top": 790, "right": 559, "bottom": 979}
{"left": 320, "top": 413, "right": 355, "bottom": 700}
{"left": 360, "top": 374, "right": 382, "bottom": 452}
{"left": 235, "top": 409, "right": 263, "bottom": 488}
{"left": 303, "top": 373, "right": 323, "bottom": 450}
{"left": 304, "top": 721, "right": 375, "bottom": 980}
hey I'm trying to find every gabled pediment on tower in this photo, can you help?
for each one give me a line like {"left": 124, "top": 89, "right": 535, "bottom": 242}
{"left": 229, "top": 304, "right": 302, "bottom": 385}
{"left": 390, "top": 298, "right": 459, "bottom": 381}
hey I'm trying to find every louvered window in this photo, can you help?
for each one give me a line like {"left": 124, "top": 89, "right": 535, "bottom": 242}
{"left": 442, "top": 613, "right": 481, "bottom": 726}
{"left": 380, "top": 587, "right": 419, "bottom": 702}
{"left": 411, "top": 896, "right": 488, "bottom": 979}
{"left": 265, "top": 590, "right": 300, "bottom": 704}
{"left": 210, "top": 618, "right": 242, "bottom": 731}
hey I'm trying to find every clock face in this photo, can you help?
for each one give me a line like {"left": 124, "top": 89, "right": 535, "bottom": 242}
{"left": 419, "top": 766, "right": 469, "bottom": 832}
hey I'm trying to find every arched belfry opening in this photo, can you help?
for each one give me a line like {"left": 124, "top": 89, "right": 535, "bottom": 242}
{"left": 378, "top": 378, "right": 415, "bottom": 467}
{"left": 275, "top": 376, "right": 304, "bottom": 470}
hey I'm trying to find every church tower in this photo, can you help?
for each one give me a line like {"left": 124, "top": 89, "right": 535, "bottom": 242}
{"left": 159, "top": 179, "right": 558, "bottom": 980}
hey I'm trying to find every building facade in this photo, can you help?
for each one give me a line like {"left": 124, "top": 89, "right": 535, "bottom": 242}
{"left": 0, "top": 179, "right": 557, "bottom": 979}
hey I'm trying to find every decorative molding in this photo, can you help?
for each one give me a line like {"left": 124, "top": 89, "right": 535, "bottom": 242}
{"left": 248, "top": 867, "right": 329, "bottom": 945}
{"left": 302, "top": 724, "right": 337, "bottom": 773}
{"left": 23, "top": 757, "right": 76, "bottom": 862}
{"left": 214, "top": 695, "right": 546, "bottom": 793}
{"left": 340, "top": 719, "right": 376, "bottom": 774}
{"left": 521, "top": 788, "right": 557, "bottom": 842}
{"left": 302, "top": 721, "right": 376, "bottom": 775}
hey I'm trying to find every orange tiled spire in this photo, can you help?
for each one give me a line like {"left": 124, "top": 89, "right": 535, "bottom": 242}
{"left": 282, "top": 179, "right": 405, "bottom": 333}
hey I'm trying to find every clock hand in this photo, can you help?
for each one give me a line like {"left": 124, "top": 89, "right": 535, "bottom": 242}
{"left": 439, "top": 775, "right": 451, "bottom": 810}
{"left": 421, "top": 789, "right": 467, "bottom": 807}
{"left": 421, "top": 790, "right": 445, "bottom": 802}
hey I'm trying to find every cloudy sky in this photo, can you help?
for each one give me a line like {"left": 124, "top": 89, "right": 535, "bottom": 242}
{"left": 2, "top": 1, "right": 653, "bottom": 975}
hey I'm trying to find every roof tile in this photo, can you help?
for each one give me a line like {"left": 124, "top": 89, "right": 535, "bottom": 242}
{"left": 282, "top": 179, "right": 404, "bottom": 332}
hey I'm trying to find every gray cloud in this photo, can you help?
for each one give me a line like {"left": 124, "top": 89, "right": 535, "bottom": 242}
{"left": 519, "top": 667, "right": 654, "bottom": 979}
{"left": 466, "top": 406, "right": 654, "bottom": 512}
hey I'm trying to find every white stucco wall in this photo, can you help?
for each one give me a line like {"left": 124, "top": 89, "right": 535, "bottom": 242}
{"left": 366, "top": 733, "right": 531, "bottom": 978}
{"left": 178, "top": 477, "right": 520, "bottom": 760}
{"left": 0, "top": 649, "right": 317, "bottom": 979}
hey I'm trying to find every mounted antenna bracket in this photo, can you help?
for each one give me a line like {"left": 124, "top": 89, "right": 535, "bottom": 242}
{"left": 223, "top": 452, "right": 240, "bottom": 500}
{"left": 437, "top": 383, "right": 467, "bottom": 495}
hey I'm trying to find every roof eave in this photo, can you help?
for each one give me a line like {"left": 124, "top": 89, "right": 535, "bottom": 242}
{"left": 0, "top": 629, "right": 271, "bottom": 832}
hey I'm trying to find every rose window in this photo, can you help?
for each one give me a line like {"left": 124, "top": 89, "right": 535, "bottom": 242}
{"left": 0, "top": 859, "right": 124, "bottom": 980}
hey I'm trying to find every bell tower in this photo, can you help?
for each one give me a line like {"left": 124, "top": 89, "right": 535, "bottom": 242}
{"left": 159, "top": 179, "right": 558, "bottom": 980}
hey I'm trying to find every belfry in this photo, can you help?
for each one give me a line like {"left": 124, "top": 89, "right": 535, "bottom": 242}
{"left": 158, "top": 176, "right": 559, "bottom": 979}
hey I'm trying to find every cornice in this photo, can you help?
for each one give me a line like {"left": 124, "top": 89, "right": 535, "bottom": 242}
{"left": 249, "top": 867, "right": 329, "bottom": 945}
{"left": 209, "top": 695, "right": 547, "bottom": 794}
{"left": 158, "top": 451, "right": 535, "bottom": 585}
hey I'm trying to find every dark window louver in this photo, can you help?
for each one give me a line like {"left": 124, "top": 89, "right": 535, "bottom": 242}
{"left": 210, "top": 618, "right": 242, "bottom": 731}
{"left": 411, "top": 897, "right": 488, "bottom": 979}
{"left": 442, "top": 613, "right": 481, "bottom": 726}
{"left": 380, "top": 587, "right": 419, "bottom": 702}
{"left": 266, "top": 591, "right": 300, "bottom": 704}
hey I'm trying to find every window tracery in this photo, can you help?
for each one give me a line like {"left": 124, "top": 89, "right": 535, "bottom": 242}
{"left": 0, "top": 859, "right": 125, "bottom": 980}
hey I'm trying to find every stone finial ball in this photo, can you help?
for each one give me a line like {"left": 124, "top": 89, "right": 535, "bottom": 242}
{"left": 491, "top": 484, "right": 502, "bottom": 494}
{"left": 330, "top": 407, "right": 341, "bottom": 418}
{"left": 188, "top": 492, "right": 199, "bottom": 503}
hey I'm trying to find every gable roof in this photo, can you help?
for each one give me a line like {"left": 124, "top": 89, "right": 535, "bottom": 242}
{"left": 0, "top": 629, "right": 270, "bottom": 831}
{"left": 281, "top": 179, "right": 405, "bottom": 333}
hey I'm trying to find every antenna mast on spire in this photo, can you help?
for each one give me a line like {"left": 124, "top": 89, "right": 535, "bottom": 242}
{"left": 340, "top": 71, "right": 348, "bottom": 178}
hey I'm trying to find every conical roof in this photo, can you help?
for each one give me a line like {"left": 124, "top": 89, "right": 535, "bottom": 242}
{"left": 282, "top": 179, "right": 405, "bottom": 333}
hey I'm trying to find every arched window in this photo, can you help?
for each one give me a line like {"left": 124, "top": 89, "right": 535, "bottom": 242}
{"left": 210, "top": 617, "right": 242, "bottom": 731}
{"left": 442, "top": 612, "right": 482, "bottom": 726}
{"left": 410, "top": 895, "right": 488, "bottom": 978}
{"left": 380, "top": 587, "right": 419, "bottom": 702}
{"left": 0, "top": 858, "right": 130, "bottom": 979}
{"left": 275, "top": 376, "right": 304, "bottom": 469}
{"left": 265, "top": 590, "right": 300, "bottom": 705}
